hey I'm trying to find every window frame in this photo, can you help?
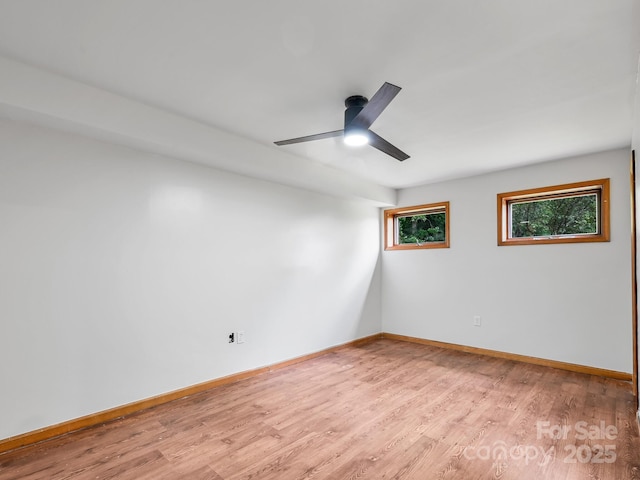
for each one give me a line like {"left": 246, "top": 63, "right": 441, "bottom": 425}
{"left": 384, "top": 201, "right": 450, "bottom": 251}
{"left": 497, "top": 178, "right": 610, "bottom": 246}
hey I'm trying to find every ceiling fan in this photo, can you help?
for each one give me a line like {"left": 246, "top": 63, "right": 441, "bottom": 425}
{"left": 274, "top": 82, "right": 409, "bottom": 161}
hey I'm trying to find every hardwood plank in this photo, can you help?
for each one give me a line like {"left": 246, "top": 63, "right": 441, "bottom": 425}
{"left": 0, "top": 339, "right": 638, "bottom": 480}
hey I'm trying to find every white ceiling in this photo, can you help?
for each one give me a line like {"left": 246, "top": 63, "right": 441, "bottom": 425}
{"left": 0, "top": 1, "right": 638, "bottom": 197}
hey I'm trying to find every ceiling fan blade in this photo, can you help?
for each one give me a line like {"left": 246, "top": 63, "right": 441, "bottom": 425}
{"left": 368, "top": 131, "right": 410, "bottom": 161}
{"left": 274, "top": 129, "right": 343, "bottom": 146}
{"left": 350, "top": 82, "right": 401, "bottom": 129}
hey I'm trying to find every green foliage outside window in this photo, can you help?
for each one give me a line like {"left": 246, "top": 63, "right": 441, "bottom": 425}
{"left": 510, "top": 194, "right": 597, "bottom": 238}
{"left": 398, "top": 212, "right": 446, "bottom": 244}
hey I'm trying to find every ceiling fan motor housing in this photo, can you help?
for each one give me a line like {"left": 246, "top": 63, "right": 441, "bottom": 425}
{"left": 344, "top": 95, "right": 368, "bottom": 128}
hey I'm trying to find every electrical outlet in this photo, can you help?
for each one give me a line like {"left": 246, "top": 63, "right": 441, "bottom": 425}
{"left": 237, "top": 331, "right": 245, "bottom": 344}
{"left": 228, "top": 332, "right": 235, "bottom": 343}
{"left": 473, "top": 315, "right": 482, "bottom": 327}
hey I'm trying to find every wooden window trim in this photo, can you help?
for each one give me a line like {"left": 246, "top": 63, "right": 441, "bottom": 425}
{"left": 384, "top": 201, "right": 450, "bottom": 251}
{"left": 497, "top": 178, "right": 610, "bottom": 246}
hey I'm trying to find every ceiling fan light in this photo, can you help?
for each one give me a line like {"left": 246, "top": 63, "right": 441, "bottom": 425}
{"left": 344, "top": 130, "right": 369, "bottom": 147}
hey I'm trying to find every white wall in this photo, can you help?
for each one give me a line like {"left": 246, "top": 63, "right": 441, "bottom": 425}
{"left": 0, "top": 119, "right": 382, "bottom": 440}
{"left": 1, "top": 118, "right": 633, "bottom": 443}
{"left": 382, "top": 148, "right": 633, "bottom": 373}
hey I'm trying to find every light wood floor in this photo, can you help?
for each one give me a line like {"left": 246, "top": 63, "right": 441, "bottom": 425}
{"left": 1, "top": 339, "right": 639, "bottom": 479}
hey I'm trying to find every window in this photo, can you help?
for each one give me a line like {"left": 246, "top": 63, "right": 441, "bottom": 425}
{"left": 384, "top": 202, "right": 450, "bottom": 250}
{"left": 497, "top": 178, "right": 610, "bottom": 246}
